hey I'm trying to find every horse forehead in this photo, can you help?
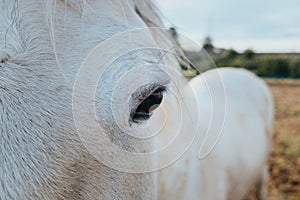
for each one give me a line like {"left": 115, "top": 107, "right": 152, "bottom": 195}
{"left": 52, "top": 1, "right": 158, "bottom": 82}
{"left": 49, "top": 0, "right": 150, "bottom": 31}
{"left": 1, "top": 0, "right": 154, "bottom": 46}
{"left": 1, "top": 0, "right": 159, "bottom": 81}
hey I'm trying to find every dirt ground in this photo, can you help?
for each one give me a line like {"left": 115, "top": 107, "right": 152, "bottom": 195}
{"left": 265, "top": 79, "right": 300, "bottom": 200}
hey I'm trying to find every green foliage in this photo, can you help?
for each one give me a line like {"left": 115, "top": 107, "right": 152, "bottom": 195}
{"left": 256, "top": 57, "right": 290, "bottom": 77}
{"left": 215, "top": 51, "right": 300, "bottom": 78}
{"left": 184, "top": 46, "right": 300, "bottom": 79}
{"left": 243, "top": 49, "right": 255, "bottom": 59}
{"left": 224, "top": 49, "right": 238, "bottom": 59}
{"left": 290, "top": 59, "right": 300, "bottom": 78}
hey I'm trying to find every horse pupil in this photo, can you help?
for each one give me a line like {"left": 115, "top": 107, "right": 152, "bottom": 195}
{"left": 132, "top": 89, "right": 164, "bottom": 122}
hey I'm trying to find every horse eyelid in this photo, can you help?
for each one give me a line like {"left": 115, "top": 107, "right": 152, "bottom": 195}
{"left": 129, "top": 84, "right": 167, "bottom": 120}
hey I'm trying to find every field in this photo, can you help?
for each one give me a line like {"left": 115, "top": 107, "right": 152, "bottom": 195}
{"left": 265, "top": 79, "right": 300, "bottom": 200}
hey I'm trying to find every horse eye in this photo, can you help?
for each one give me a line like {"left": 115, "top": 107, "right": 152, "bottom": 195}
{"left": 131, "top": 86, "right": 166, "bottom": 123}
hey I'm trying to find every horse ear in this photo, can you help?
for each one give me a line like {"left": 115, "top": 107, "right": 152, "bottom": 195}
{"left": 133, "top": 1, "right": 187, "bottom": 74}
{"left": 133, "top": 0, "right": 164, "bottom": 28}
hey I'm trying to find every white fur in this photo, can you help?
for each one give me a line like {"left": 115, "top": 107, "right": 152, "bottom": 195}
{"left": 0, "top": 0, "right": 273, "bottom": 199}
{"left": 0, "top": 0, "right": 164, "bottom": 199}
{"left": 155, "top": 68, "right": 273, "bottom": 200}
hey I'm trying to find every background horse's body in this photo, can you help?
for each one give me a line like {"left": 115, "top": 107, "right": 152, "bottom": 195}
{"left": 0, "top": 0, "right": 273, "bottom": 199}
{"left": 156, "top": 68, "right": 273, "bottom": 200}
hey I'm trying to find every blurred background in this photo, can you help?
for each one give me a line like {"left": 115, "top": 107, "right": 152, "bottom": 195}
{"left": 156, "top": 0, "right": 300, "bottom": 199}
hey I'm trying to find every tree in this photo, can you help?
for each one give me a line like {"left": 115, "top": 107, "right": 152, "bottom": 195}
{"left": 203, "top": 36, "right": 214, "bottom": 52}
{"left": 290, "top": 59, "right": 300, "bottom": 78}
{"left": 169, "top": 27, "right": 180, "bottom": 46}
{"left": 257, "top": 57, "right": 290, "bottom": 77}
{"left": 224, "top": 49, "right": 238, "bottom": 59}
{"left": 243, "top": 49, "right": 255, "bottom": 59}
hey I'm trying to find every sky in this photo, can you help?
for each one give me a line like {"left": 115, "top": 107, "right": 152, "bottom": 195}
{"left": 156, "top": 0, "right": 300, "bottom": 53}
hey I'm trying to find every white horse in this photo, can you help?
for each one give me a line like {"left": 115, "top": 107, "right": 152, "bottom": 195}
{"left": 0, "top": 0, "right": 273, "bottom": 199}
{"left": 155, "top": 67, "right": 274, "bottom": 200}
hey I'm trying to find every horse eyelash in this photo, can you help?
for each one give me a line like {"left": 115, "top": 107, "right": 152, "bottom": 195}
{"left": 129, "top": 85, "right": 167, "bottom": 117}
{"left": 139, "top": 85, "right": 167, "bottom": 101}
